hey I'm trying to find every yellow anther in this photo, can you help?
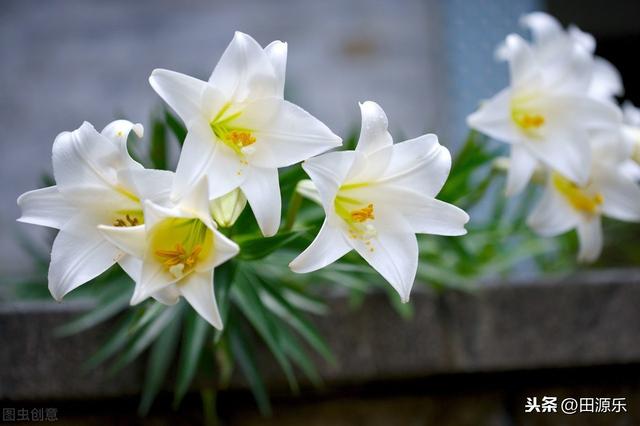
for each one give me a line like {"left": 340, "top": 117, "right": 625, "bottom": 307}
{"left": 350, "top": 204, "right": 375, "bottom": 223}
{"left": 226, "top": 130, "right": 256, "bottom": 148}
{"left": 552, "top": 173, "right": 604, "bottom": 215}
{"left": 155, "top": 243, "right": 203, "bottom": 275}
{"left": 113, "top": 213, "right": 141, "bottom": 227}
{"left": 512, "top": 111, "right": 545, "bottom": 130}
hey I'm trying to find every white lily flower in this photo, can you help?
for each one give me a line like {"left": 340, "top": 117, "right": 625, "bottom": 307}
{"left": 527, "top": 135, "right": 640, "bottom": 262}
{"left": 98, "top": 179, "right": 239, "bottom": 329}
{"left": 290, "top": 102, "right": 469, "bottom": 302}
{"left": 17, "top": 121, "right": 174, "bottom": 301}
{"left": 468, "top": 33, "right": 621, "bottom": 196}
{"left": 149, "top": 31, "right": 342, "bottom": 237}
{"left": 516, "top": 11, "right": 624, "bottom": 101}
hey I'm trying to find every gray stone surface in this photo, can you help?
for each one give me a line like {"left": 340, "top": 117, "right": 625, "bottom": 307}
{"left": 0, "top": 300, "right": 143, "bottom": 400}
{"left": 2, "top": 269, "right": 640, "bottom": 400}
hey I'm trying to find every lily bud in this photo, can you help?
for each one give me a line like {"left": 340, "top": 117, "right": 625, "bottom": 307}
{"left": 295, "top": 179, "right": 322, "bottom": 205}
{"left": 210, "top": 188, "right": 247, "bottom": 228}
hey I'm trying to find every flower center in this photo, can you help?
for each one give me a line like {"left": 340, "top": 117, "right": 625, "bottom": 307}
{"left": 335, "top": 193, "right": 377, "bottom": 243}
{"left": 210, "top": 103, "right": 257, "bottom": 157}
{"left": 552, "top": 173, "right": 604, "bottom": 215}
{"left": 150, "top": 218, "right": 213, "bottom": 279}
{"left": 350, "top": 204, "right": 375, "bottom": 222}
{"left": 510, "top": 93, "right": 545, "bottom": 137}
{"left": 512, "top": 111, "right": 545, "bottom": 130}
{"left": 113, "top": 210, "right": 144, "bottom": 227}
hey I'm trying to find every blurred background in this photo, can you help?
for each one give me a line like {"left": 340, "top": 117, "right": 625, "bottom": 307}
{"left": 2, "top": 1, "right": 640, "bottom": 424}
{"left": 3, "top": 0, "right": 640, "bottom": 276}
{"left": 3, "top": 0, "right": 640, "bottom": 275}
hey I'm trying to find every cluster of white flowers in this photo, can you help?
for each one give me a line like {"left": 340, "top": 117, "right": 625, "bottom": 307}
{"left": 468, "top": 12, "right": 640, "bottom": 262}
{"left": 18, "top": 32, "right": 468, "bottom": 327}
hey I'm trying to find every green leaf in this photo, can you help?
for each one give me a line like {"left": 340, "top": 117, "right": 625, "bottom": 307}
{"left": 233, "top": 270, "right": 298, "bottom": 391}
{"left": 276, "top": 323, "right": 322, "bottom": 386}
{"left": 55, "top": 285, "right": 131, "bottom": 337}
{"left": 138, "top": 307, "right": 183, "bottom": 415}
{"left": 173, "top": 309, "right": 211, "bottom": 407}
{"left": 237, "top": 231, "right": 304, "bottom": 261}
{"left": 213, "top": 261, "right": 238, "bottom": 344}
{"left": 108, "top": 305, "right": 176, "bottom": 375}
{"left": 257, "top": 277, "right": 335, "bottom": 365}
{"left": 165, "top": 109, "right": 187, "bottom": 146}
{"left": 83, "top": 312, "right": 137, "bottom": 370}
{"left": 228, "top": 322, "right": 272, "bottom": 416}
{"left": 149, "top": 117, "right": 168, "bottom": 170}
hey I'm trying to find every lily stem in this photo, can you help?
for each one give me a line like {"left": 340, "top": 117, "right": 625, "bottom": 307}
{"left": 284, "top": 190, "right": 303, "bottom": 231}
{"left": 201, "top": 388, "right": 217, "bottom": 426}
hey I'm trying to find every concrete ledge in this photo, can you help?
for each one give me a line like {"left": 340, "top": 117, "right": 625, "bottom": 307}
{"left": 2, "top": 269, "right": 640, "bottom": 400}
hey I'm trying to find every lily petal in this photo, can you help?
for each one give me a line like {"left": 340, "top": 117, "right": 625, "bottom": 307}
{"left": 209, "top": 31, "right": 278, "bottom": 102}
{"left": 117, "top": 255, "right": 142, "bottom": 281}
{"left": 210, "top": 229, "right": 240, "bottom": 268}
{"left": 524, "top": 127, "right": 590, "bottom": 186}
{"left": 302, "top": 151, "right": 357, "bottom": 211}
{"left": 350, "top": 212, "right": 418, "bottom": 303}
{"left": 467, "top": 88, "right": 521, "bottom": 144}
{"left": 264, "top": 40, "right": 287, "bottom": 98}
{"left": 240, "top": 166, "right": 282, "bottom": 237}
{"left": 172, "top": 119, "right": 244, "bottom": 201}
{"left": 401, "top": 196, "right": 469, "bottom": 236}
{"left": 100, "top": 120, "right": 145, "bottom": 170}
{"left": 133, "top": 257, "right": 176, "bottom": 305}
{"left": 119, "top": 168, "right": 174, "bottom": 205}
{"left": 577, "top": 216, "right": 603, "bottom": 263}
{"left": 598, "top": 169, "right": 640, "bottom": 221}
{"left": 289, "top": 218, "right": 351, "bottom": 273}
{"left": 234, "top": 98, "right": 342, "bottom": 169}
{"left": 17, "top": 186, "right": 77, "bottom": 229}
{"left": 503, "top": 34, "right": 539, "bottom": 88}
{"left": 505, "top": 145, "right": 538, "bottom": 196}
{"left": 589, "top": 57, "right": 624, "bottom": 100}
{"left": 48, "top": 215, "right": 120, "bottom": 301}
{"left": 177, "top": 177, "right": 215, "bottom": 227}
{"left": 527, "top": 184, "right": 580, "bottom": 236}
{"left": 179, "top": 269, "right": 223, "bottom": 329}
{"left": 376, "top": 134, "right": 451, "bottom": 198}
{"left": 152, "top": 285, "right": 181, "bottom": 306}
{"left": 98, "top": 224, "right": 146, "bottom": 258}
{"left": 520, "top": 12, "right": 563, "bottom": 49}
{"left": 52, "top": 122, "right": 119, "bottom": 197}
{"left": 149, "top": 69, "right": 209, "bottom": 125}
{"left": 356, "top": 101, "right": 393, "bottom": 156}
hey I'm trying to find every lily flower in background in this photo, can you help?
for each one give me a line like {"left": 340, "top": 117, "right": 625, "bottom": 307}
{"left": 516, "top": 11, "right": 624, "bottom": 101}
{"left": 527, "top": 135, "right": 640, "bottom": 262}
{"left": 17, "top": 121, "right": 173, "bottom": 301}
{"left": 290, "top": 101, "right": 469, "bottom": 302}
{"left": 149, "top": 31, "right": 342, "bottom": 237}
{"left": 468, "top": 33, "right": 621, "bottom": 196}
{"left": 99, "top": 179, "right": 239, "bottom": 329}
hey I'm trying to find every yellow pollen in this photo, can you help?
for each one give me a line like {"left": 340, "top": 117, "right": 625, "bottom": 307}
{"left": 350, "top": 204, "right": 375, "bottom": 223}
{"left": 155, "top": 243, "right": 203, "bottom": 273}
{"left": 113, "top": 214, "right": 140, "bottom": 227}
{"left": 512, "top": 111, "right": 545, "bottom": 130}
{"left": 150, "top": 217, "right": 213, "bottom": 280}
{"left": 226, "top": 130, "right": 256, "bottom": 148}
{"left": 552, "top": 173, "right": 604, "bottom": 215}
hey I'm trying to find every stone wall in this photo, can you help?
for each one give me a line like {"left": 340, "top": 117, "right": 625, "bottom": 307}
{"left": 2, "top": 269, "right": 640, "bottom": 424}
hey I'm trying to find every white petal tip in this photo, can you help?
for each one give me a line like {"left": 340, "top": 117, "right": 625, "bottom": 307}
{"left": 132, "top": 123, "right": 144, "bottom": 138}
